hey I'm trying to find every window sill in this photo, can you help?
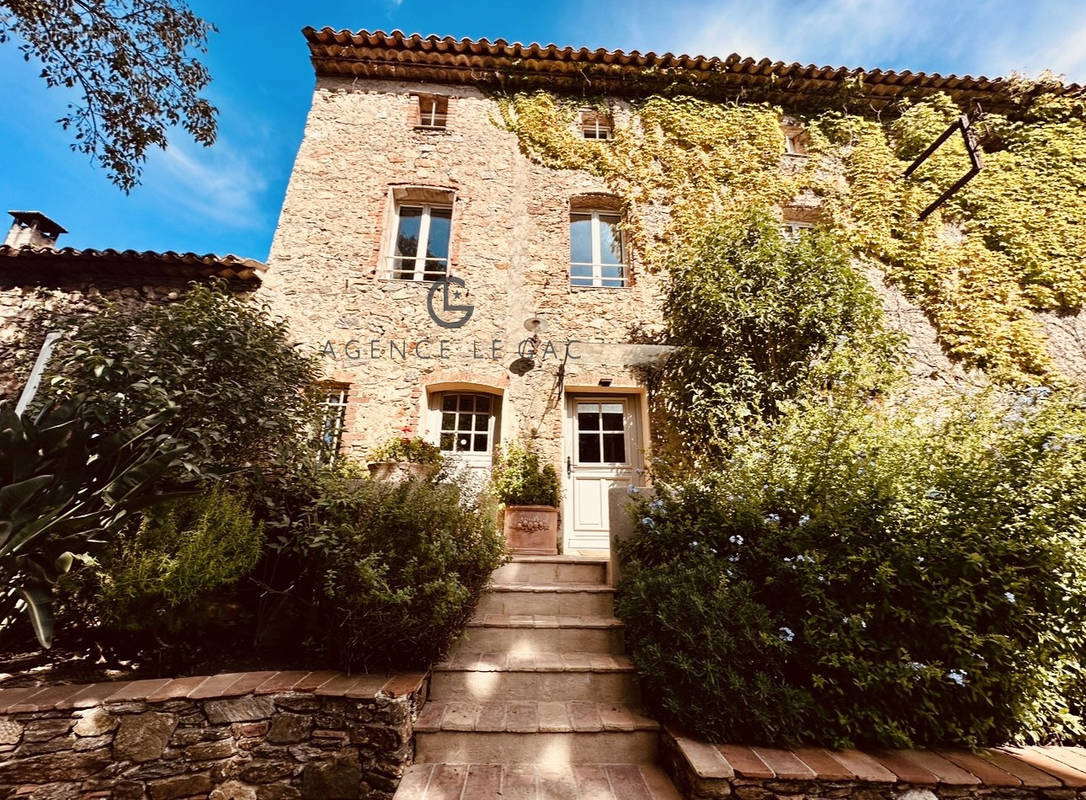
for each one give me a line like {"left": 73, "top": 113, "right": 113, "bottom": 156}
{"left": 413, "top": 126, "right": 451, "bottom": 134}
{"left": 569, "top": 283, "right": 633, "bottom": 291}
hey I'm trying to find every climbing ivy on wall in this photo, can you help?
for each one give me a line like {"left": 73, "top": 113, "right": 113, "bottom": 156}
{"left": 493, "top": 82, "right": 1086, "bottom": 384}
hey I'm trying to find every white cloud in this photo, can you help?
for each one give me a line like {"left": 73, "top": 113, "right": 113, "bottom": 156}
{"left": 150, "top": 138, "right": 269, "bottom": 232}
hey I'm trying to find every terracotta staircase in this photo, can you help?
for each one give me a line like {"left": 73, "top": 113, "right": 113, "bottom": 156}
{"left": 394, "top": 555, "right": 681, "bottom": 799}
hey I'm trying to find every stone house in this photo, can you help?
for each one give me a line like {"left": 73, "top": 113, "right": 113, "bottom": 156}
{"left": 260, "top": 29, "right": 1086, "bottom": 554}
{"left": 0, "top": 210, "right": 265, "bottom": 403}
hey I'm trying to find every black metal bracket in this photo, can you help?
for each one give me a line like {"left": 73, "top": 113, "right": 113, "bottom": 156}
{"left": 903, "top": 113, "right": 984, "bottom": 221}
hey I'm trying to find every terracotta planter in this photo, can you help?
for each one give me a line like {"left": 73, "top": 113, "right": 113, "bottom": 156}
{"left": 503, "top": 505, "right": 559, "bottom": 555}
{"left": 367, "top": 461, "right": 438, "bottom": 483}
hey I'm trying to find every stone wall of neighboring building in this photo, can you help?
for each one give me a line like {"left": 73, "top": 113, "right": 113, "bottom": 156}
{"left": 261, "top": 77, "right": 669, "bottom": 470}
{"left": 0, "top": 671, "right": 426, "bottom": 800}
{"left": 0, "top": 280, "right": 190, "bottom": 403}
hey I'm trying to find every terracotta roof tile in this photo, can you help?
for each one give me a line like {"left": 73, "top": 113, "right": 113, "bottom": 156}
{"left": 303, "top": 28, "right": 1084, "bottom": 114}
{"left": 0, "top": 244, "right": 264, "bottom": 285}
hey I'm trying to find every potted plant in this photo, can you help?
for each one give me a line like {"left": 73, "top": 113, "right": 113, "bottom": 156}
{"left": 367, "top": 433, "right": 444, "bottom": 482}
{"left": 492, "top": 441, "right": 561, "bottom": 555}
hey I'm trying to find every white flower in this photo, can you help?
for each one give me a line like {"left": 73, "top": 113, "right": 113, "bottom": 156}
{"left": 799, "top": 515, "right": 810, "bottom": 526}
{"left": 948, "top": 670, "right": 966, "bottom": 685}
{"left": 764, "top": 513, "right": 781, "bottom": 525}
{"left": 778, "top": 627, "right": 795, "bottom": 642}
{"left": 729, "top": 534, "right": 744, "bottom": 546}
{"left": 640, "top": 517, "right": 654, "bottom": 527}
{"left": 1005, "top": 591, "right": 1016, "bottom": 603}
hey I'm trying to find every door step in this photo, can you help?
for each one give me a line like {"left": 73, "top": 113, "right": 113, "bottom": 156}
{"left": 394, "top": 763, "right": 681, "bottom": 799}
{"left": 462, "top": 615, "right": 625, "bottom": 654}
{"left": 431, "top": 651, "right": 638, "bottom": 702}
{"left": 477, "top": 583, "right": 615, "bottom": 616}
{"left": 493, "top": 556, "right": 608, "bottom": 586}
{"left": 415, "top": 700, "right": 658, "bottom": 764}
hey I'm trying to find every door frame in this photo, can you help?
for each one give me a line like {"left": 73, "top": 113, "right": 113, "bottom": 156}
{"left": 561, "top": 389, "right": 648, "bottom": 554}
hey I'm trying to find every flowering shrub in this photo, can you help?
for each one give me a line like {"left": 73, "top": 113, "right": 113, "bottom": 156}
{"left": 615, "top": 389, "right": 1086, "bottom": 747}
{"left": 369, "top": 435, "right": 444, "bottom": 465}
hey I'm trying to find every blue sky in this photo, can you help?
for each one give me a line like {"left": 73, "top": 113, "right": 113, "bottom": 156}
{"left": 0, "top": 0, "right": 1083, "bottom": 261}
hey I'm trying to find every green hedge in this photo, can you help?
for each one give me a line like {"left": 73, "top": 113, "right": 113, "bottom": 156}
{"left": 264, "top": 465, "right": 507, "bottom": 671}
{"left": 615, "top": 389, "right": 1086, "bottom": 748}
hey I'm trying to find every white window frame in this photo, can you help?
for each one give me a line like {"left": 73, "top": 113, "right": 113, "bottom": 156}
{"left": 429, "top": 392, "right": 499, "bottom": 466}
{"left": 317, "top": 384, "right": 349, "bottom": 463}
{"left": 387, "top": 203, "right": 452, "bottom": 281}
{"left": 569, "top": 210, "right": 628, "bottom": 288}
{"left": 580, "top": 110, "right": 613, "bottom": 140}
{"left": 781, "top": 221, "right": 814, "bottom": 240}
{"left": 784, "top": 129, "right": 807, "bottom": 156}
{"left": 415, "top": 94, "right": 448, "bottom": 129}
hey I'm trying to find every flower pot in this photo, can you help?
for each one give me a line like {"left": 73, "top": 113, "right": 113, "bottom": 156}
{"left": 367, "top": 461, "right": 438, "bottom": 483}
{"left": 503, "top": 505, "right": 559, "bottom": 555}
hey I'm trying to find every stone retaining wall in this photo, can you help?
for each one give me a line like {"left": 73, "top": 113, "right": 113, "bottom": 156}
{"left": 0, "top": 670, "right": 426, "bottom": 800}
{"left": 663, "top": 726, "right": 1086, "bottom": 800}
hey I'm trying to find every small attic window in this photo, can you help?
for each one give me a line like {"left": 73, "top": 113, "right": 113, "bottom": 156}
{"left": 414, "top": 94, "right": 448, "bottom": 129}
{"left": 783, "top": 127, "right": 808, "bottom": 156}
{"left": 580, "top": 110, "right": 613, "bottom": 140}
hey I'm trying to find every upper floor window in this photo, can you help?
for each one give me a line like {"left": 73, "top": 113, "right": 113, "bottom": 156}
{"left": 580, "top": 110, "right": 613, "bottom": 140}
{"left": 570, "top": 210, "right": 627, "bottom": 288}
{"left": 414, "top": 94, "right": 448, "bottom": 129}
{"left": 782, "top": 121, "right": 808, "bottom": 156}
{"left": 317, "top": 383, "right": 349, "bottom": 463}
{"left": 781, "top": 220, "right": 814, "bottom": 240}
{"left": 388, "top": 199, "right": 452, "bottom": 281}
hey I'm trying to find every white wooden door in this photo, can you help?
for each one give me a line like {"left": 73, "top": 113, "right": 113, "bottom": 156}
{"left": 564, "top": 396, "right": 643, "bottom": 553}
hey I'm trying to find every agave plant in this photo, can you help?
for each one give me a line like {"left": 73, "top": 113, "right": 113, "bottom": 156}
{"left": 0, "top": 398, "right": 191, "bottom": 648}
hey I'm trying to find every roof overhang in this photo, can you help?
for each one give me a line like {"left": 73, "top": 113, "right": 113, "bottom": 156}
{"left": 303, "top": 28, "right": 1084, "bottom": 115}
{"left": 0, "top": 245, "right": 265, "bottom": 286}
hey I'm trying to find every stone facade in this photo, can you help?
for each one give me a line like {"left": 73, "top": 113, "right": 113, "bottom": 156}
{"left": 261, "top": 78, "right": 667, "bottom": 475}
{"left": 0, "top": 280, "right": 193, "bottom": 402}
{"left": 0, "top": 671, "right": 426, "bottom": 800}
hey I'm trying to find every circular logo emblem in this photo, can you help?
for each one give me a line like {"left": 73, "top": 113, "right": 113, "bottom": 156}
{"left": 427, "top": 276, "right": 475, "bottom": 329}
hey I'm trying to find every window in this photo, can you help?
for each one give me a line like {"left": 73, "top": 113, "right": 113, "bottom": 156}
{"left": 437, "top": 393, "right": 496, "bottom": 454}
{"left": 317, "top": 384, "right": 349, "bottom": 463}
{"left": 576, "top": 401, "right": 627, "bottom": 464}
{"left": 580, "top": 110, "right": 613, "bottom": 140}
{"left": 781, "top": 221, "right": 814, "bottom": 240}
{"left": 570, "top": 211, "right": 627, "bottom": 288}
{"left": 414, "top": 94, "right": 448, "bottom": 129}
{"left": 388, "top": 202, "right": 452, "bottom": 281}
{"left": 783, "top": 126, "right": 808, "bottom": 156}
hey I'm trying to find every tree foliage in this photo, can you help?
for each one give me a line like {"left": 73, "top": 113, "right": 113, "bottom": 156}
{"left": 617, "top": 388, "right": 1086, "bottom": 747}
{"left": 0, "top": 0, "right": 217, "bottom": 191}
{"left": 657, "top": 211, "right": 901, "bottom": 464}
{"left": 45, "top": 282, "right": 322, "bottom": 477}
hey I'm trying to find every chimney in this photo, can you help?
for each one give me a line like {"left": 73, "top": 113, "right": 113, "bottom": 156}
{"left": 4, "top": 210, "right": 67, "bottom": 250}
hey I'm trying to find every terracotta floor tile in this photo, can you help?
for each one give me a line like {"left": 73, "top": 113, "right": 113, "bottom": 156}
{"left": 463, "top": 764, "right": 503, "bottom": 799}
{"left": 752, "top": 746, "right": 817, "bottom": 780}
{"left": 573, "top": 765, "right": 615, "bottom": 800}
{"left": 606, "top": 765, "right": 653, "bottom": 800}
{"left": 506, "top": 701, "right": 540, "bottom": 732}
{"left": 936, "top": 749, "right": 1021, "bottom": 787}
{"left": 427, "top": 765, "right": 468, "bottom": 800}
{"left": 538, "top": 701, "right": 572, "bottom": 732}
{"left": 791, "top": 747, "right": 855, "bottom": 781}
{"left": 717, "top": 745, "right": 774, "bottom": 779}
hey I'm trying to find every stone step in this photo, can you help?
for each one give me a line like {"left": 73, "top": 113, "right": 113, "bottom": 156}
{"left": 476, "top": 583, "right": 615, "bottom": 616}
{"left": 493, "top": 556, "right": 608, "bottom": 586}
{"left": 393, "top": 763, "right": 682, "bottom": 799}
{"left": 431, "top": 651, "right": 639, "bottom": 703}
{"left": 461, "top": 615, "right": 625, "bottom": 655}
{"left": 415, "top": 701, "right": 658, "bottom": 764}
